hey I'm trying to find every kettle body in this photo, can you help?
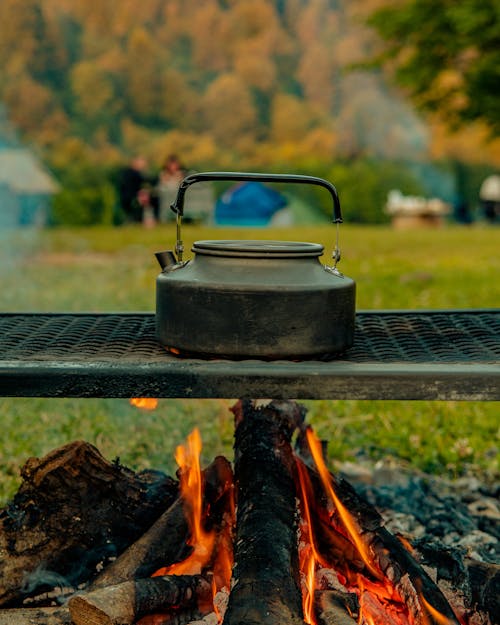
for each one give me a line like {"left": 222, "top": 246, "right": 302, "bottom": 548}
{"left": 155, "top": 172, "right": 355, "bottom": 359}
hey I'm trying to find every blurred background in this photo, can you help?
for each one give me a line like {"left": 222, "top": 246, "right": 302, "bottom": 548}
{"left": 0, "top": 0, "right": 498, "bottom": 228}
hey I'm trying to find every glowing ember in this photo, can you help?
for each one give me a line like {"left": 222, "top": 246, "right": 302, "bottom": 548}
{"left": 129, "top": 397, "right": 159, "bottom": 410}
{"left": 165, "top": 345, "right": 181, "bottom": 355}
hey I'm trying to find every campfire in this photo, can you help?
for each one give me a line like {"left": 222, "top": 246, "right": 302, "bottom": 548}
{"left": 0, "top": 401, "right": 497, "bottom": 625}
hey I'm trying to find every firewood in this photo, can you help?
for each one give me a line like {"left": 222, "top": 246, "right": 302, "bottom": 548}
{"left": 315, "top": 590, "right": 358, "bottom": 625}
{"left": 463, "top": 559, "right": 499, "bottom": 624}
{"left": 0, "top": 606, "right": 71, "bottom": 624}
{"left": 313, "top": 514, "right": 367, "bottom": 580}
{"left": 68, "top": 575, "right": 211, "bottom": 625}
{"left": 298, "top": 450, "right": 461, "bottom": 625}
{"left": 0, "top": 441, "right": 178, "bottom": 607}
{"left": 411, "top": 538, "right": 500, "bottom": 623}
{"left": 222, "top": 399, "right": 306, "bottom": 625}
{"left": 90, "top": 497, "right": 188, "bottom": 589}
{"left": 91, "top": 456, "right": 232, "bottom": 589}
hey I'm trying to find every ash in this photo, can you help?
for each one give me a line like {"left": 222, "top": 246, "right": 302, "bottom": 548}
{"left": 340, "top": 458, "right": 499, "bottom": 563}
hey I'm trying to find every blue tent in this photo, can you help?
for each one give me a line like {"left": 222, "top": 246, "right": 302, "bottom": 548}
{"left": 214, "top": 182, "right": 288, "bottom": 226}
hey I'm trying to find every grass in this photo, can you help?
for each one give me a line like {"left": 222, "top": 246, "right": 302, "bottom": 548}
{"left": 0, "top": 223, "right": 498, "bottom": 503}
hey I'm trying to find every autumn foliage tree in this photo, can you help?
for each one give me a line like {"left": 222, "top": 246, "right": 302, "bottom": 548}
{"left": 0, "top": 0, "right": 498, "bottom": 224}
{"left": 367, "top": 0, "right": 500, "bottom": 134}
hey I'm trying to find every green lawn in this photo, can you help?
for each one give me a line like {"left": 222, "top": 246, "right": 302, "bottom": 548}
{"left": 0, "top": 223, "right": 498, "bottom": 503}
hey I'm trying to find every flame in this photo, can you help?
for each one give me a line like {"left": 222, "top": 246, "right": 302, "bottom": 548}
{"left": 155, "top": 429, "right": 216, "bottom": 576}
{"left": 129, "top": 397, "right": 159, "bottom": 410}
{"left": 303, "top": 551, "right": 317, "bottom": 624}
{"left": 143, "top": 427, "right": 458, "bottom": 625}
{"left": 420, "top": 596, "right": 458, "bottom": 625}
{"left": 212, "top": 577, "right": 221, "bottom": 622}
{"left": 302, "top": 430, "right": 416, "bottom": 625}
{"left": 210, "top": 479, "right": 235, "bottom": 622}
{"left": 305, "top": 429, "right": 381, "bottom": 580}
{"left": 152, "top": 429, "right": 235, "bottom": 623}
{"left": 296, "top": 459, "right": 327, "bottom": 624}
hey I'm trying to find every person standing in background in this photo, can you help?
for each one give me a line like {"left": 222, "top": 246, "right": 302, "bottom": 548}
{"left": 118, "top": 155, "right": 149, "bottom": 223}
{"left": 157, "top": 155, "right": 186, "bottom": 223}
{"left": 479, "top": 174, "right": 500, "bottom": 223}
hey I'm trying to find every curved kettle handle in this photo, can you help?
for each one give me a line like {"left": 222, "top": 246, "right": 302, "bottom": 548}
{"left": 170, "top": 171, "right": 342, "bottom": 264}
{"left": 171, "top": 171, "right": 342, "bottom": 223}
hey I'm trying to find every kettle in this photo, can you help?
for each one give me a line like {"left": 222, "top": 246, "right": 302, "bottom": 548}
{"left": 155, "top": 172, "right": 355, "bottom": 359}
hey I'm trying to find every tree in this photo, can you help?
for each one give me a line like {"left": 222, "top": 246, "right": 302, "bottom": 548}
{"left": 367, "top": 0, "right": 500, "bottom": 133}
{"left": 270, "top": 93, "right": 313, "bottom": 142}
{"left": 70, "top": 61, "right": 117, "bottom": 125}
{"left": 201, "top": 73, "right": 257, "bottom": 147}
{"left": 124, "top": 27, "right": 164, "bottom": 122}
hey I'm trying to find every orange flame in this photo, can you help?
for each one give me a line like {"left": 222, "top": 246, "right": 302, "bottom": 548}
{"left": 305, "top": 429, "right": 381, "bottom": 580}
{"left": 152, "top": 429, "right": 235, "bottom": 623}
{"left": 210, "top": 480, "right": 235, "bottom": 622}
{"left": 421, "top": 596, "right": 458, "bottom": 625}
{"left": 296, "top": 459, "right": 327, "bottom": 624}
{"left": 129, "top": 397, "right": 159, "bottom": 410}
{"left": 156, "top": 429, "right": 215, "bottom": 576}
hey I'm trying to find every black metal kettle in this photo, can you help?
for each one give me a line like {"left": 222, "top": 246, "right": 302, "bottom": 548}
{"left": 155, "top": 172, "right": 355, "bottom": 359}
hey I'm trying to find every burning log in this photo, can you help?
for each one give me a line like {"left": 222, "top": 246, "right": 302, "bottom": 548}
{"left": 68, "top": 575, "right": 211, "bottom": 625}
{"left": 0, "top": 441, "right": 178, "bottom": 607}
{"left": 0, "top": 607, "right": 71, "bottom": 625}
{"left": 91, "top": 455, "right": 232, "bottom": 589}
{"left": 313, "top": 513, "right": 367, "bottom": 580}
{"left": 297, "top": 426, "right": 462, "bottom": 625}
{"left": 90, "top": 498, "right": 188, "bottom": 589}
{"left": 332, "top": 476, "right": 462, "bottom": 624}
{"left": 315, "top": 590, "right": 358, "bottom": 625}
{"left": 0, "top": 401, "right": 495, "bottom": 625}
{"left": 222, "top": 399, "right": 306, "bottom": 625}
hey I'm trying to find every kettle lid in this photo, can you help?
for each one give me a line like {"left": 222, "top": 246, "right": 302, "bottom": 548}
{"left": 192, "top": 240, "right": 324, "bottom": 258}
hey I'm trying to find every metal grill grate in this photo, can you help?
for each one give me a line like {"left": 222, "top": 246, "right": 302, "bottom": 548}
{"left": 0, "top": 311, "right": 498, "bottom": 399}
{"left": 0, "top": 311, "right": 498, "bottom": 364}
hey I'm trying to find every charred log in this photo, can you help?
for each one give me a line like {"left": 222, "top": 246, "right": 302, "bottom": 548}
{"left": 91, "top": 455, "right": 232, "bottom": 589}
{"left": 0, "top": 441, "right": 177, "bottom": 607}
{"left": 90, "top": 498, "right": 188, "bottom": 590}
{"left": 299, "top": 449, "right": 461, "bottom": 625}
{"left": 222, "top": 399, "right": 306, "bottom": 625}
{"left": 313, "top": 510, "right": 367, "bottom": 581}
{"left": 68, "top": 575, "right": 211, "bottom": 625}
{"left": 465, "top": 560, "right": 500, "bottom": 624}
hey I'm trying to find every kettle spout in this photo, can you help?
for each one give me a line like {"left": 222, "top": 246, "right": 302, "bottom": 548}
{"left": 155, "top": 250, "right": 178, "bottom": 270}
